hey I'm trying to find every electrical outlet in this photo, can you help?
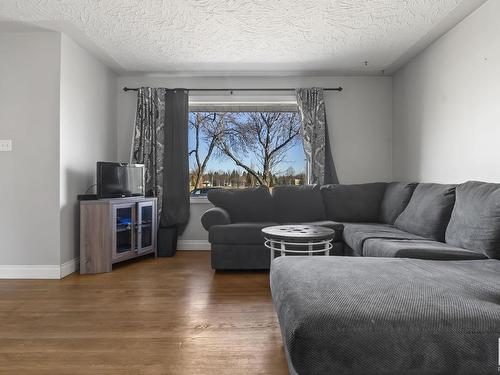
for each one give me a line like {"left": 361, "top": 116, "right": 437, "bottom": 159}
{"left": 0, "top": 139, "right": 12, "bottom": 152}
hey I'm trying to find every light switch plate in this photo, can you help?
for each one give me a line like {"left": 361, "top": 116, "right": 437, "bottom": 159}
{"left": 0, "top": 139, "right": 12, "bottom": 152}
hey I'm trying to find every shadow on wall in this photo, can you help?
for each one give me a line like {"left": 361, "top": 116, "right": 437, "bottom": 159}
{"left": 394, "top": 69, "right": 427, "bottom": 181}
{"left": 178, "top": 199, "right": 214, "bottom": 243}
{"left": 60, "top": 167, "right": 94, "bottom": 264}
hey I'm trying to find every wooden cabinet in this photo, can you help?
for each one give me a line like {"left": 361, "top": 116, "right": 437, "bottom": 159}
{"left": 80, "top": 197, "right": 157, "bottom": 274}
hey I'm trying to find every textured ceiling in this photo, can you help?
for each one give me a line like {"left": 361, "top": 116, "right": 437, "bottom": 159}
{"left": 0, "top": 0, "right": 486, "bottom": 74}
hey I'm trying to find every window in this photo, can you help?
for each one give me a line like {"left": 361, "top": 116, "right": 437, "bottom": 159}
{"left": 188, "top": 109, "right": 306, "bottom": 193}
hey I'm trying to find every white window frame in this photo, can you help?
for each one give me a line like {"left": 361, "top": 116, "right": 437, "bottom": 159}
{"left": 189, "top": 94, "right": 298, "bottom": 110}
{"left": 188, "top": 94, "right": 301, "bottom": 203}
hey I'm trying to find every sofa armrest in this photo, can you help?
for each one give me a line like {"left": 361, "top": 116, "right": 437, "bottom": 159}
{"left": 201, "top": 207, "right": 231, "bottom": 231}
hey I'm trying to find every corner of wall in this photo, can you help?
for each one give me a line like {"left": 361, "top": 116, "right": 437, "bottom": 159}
{"left": 58, "top": 33, "right": 119, "bottom": 275}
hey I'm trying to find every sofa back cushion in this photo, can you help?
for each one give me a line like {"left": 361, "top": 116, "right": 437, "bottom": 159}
{"left": 379, "top": 182, "right": 418, "bottom": 224}
{"left": 207, "top": 186, "right": 274, "bottom": 223}
{"left": 272, "top": 185, "right": 325, "bottom": 223}
{"left": 445, "top": 181, "right": 500, "bottom": 259}
{"left": 394, "top": 183, "right": 456, "bottom": 241}
{"left": 321, "top": 183, "right": 387, "bottom": 222}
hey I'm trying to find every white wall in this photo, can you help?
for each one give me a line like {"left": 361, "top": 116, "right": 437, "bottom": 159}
{"left": 392, "top": 0, "right": 500, "bottom": 183}
{"left": 59, "top": 34, "right": 117, "bottom": 265}
{"left": 0, "top": 32, "right": 61, "bottom": 267}
{"left": 0, "top": 31, "right": 117, "bottom": 278}
{"left": 117, "top": 75, "right": 393, "bottom": 244}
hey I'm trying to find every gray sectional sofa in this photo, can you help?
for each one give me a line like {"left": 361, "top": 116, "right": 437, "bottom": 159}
{"left": 201, "top": 181, "right": 496, "bottom": 270}
{"left": 202, "top": 181, "right": 500, "bottom": 374}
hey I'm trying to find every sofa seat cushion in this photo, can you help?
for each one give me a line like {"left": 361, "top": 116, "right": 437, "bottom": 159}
{"left": 343, "top": 223, "right": 425, "bottom": 255}
{"left": 379, "top": 182, "right": 418, "bottom": 224}
{"left": 394, "top": 183, "right": 456, "bottom": 241}
{"left": 281, "top": 220, "right": 344, "bottom": 242}
{"left": 270, "top": 256, "right": 500, "bottom": 375}
{"left": 209, "top": 222, "right": 278, "bottom": 245}
{"left": 446, "top": 181, "right": 500, "bottom": 259}
{"left": 321, "top": 183, "right": 387, "bottom": 222}
{"left": 272, "top": 185, "right": 326, "bottom": 223}
{"left": 363, "top": 239, "right": 488, "bottom": 260}
{"left": 207, "top": 186, "right": 274, "bottom": 223}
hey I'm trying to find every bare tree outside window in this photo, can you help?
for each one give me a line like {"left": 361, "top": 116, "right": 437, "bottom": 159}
{"left": 188, "top": 111, "right": 305, "bottom": 192}
{"left": 188, "top": 112, "right": 226, "bottom": 189}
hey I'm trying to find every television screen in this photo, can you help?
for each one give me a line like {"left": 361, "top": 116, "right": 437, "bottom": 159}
{"left": 97, "top": 162, "right": 145, "bottom": 199}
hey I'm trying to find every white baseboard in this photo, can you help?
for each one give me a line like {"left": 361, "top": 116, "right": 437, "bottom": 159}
{"left": 0, "top": 265, "right": 61, "bottom": 279}
{"left": 177, "top": 240, "right": 211, "bottom": 250}
{"left": 61, "top": 257, "right": 80, "bottom": 278}
{"left": 0, "top": 257, "right": 80, "bottom": 279}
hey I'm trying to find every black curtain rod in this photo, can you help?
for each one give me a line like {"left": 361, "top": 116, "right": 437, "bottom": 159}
{"left": 123, "top": 87, "right": 342, "bottom": 92}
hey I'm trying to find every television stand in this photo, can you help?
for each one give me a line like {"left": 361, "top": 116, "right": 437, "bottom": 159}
{"left": 80, "top": 196, "right": 157, "bottom": 274}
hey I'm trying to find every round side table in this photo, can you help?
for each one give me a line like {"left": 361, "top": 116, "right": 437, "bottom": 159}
{"left": 262, "top": 225, "right": 335, "bottom": 262}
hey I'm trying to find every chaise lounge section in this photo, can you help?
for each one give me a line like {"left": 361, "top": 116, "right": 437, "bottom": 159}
{"left": 270, "top": 256, "right": 500, "bottom": 374}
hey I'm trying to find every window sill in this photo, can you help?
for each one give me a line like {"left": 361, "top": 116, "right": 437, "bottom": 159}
{"left": 190, "top": 196, "right": 211, "bottom": 204}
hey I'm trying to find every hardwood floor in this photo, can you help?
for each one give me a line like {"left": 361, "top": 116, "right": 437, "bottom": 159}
{"left": 0, "top": 251, "right": 288, "bottom": 375}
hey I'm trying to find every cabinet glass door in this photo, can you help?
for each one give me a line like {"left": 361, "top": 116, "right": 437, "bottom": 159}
{"left": 137, "top": 201, "right": 155, "bottom": 253}
{"left": 113, "top": 204, "right": 135, "bottom": 260}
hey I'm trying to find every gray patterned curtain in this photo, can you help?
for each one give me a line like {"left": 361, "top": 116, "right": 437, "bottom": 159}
{"left": 132, "top": 87, "right": 165, "bottom": 207}
{"left": 296, "top": 88, "right": 339, "bottom": 184}
{"left": 131, "top": 87, "right": 190, "bottom": 256}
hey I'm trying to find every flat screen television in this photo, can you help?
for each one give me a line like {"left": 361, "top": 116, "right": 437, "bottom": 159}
{"left": 97, "top": 162, "right": 145, "bottom": 199}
